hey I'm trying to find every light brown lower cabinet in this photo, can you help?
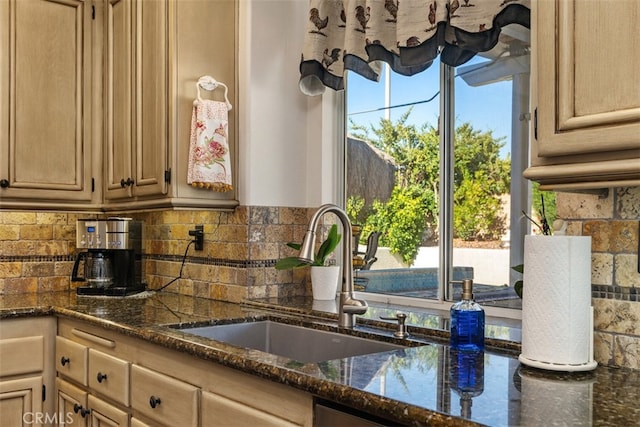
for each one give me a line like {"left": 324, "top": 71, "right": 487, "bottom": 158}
{"left": 56, "top": 378, "right": 88, "bottom": 427}
{"left": 56, "top": 336, "right": 89, "bottom": 387}
{"left": 130, "top": 365, "right": 198, "bottom": 427}
{"left": 201, "top": 390, "right": 302, "bottom": 427}
{"left": 88, "top": 349, "right": 131, "bottom": 407}
{"left": 56, "top": 318, "right": 314, "bottom": 427}
{"left": 0, "top": 376, "right": 45, "bottom": 426}
{"left": 130, "top": 418, "right": 152, "bottom": 427}
{"left": 88, "top": 395, "right": 129, "bottom": 427}
{"left": 0, "top": 317, "right": 55, "bottom": 427}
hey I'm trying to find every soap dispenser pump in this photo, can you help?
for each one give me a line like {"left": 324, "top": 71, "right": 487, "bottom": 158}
{"left": 450, "top": 279, "right": 485, "bottom": 351}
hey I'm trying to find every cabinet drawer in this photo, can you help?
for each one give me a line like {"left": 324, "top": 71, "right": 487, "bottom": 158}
{"left": 88, "top": 349, "right": 130, "bottom": 406}
{"left": 0, "top": 336, "right": 43, "bottom": 377}
{"left": 202, "top": 390, "right": 301, "bottom": 427}
{"left": 56, "top": 336, "right": 88, "bottom": 386}
{"left": 131, "top": 365, "right": 198, "bottom": 427}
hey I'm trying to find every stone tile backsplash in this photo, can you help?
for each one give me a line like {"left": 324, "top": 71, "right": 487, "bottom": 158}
{"left": 557, "top": 187, "right": 640, "bottom": 369}
{"left": 0, "top": 186, "right": 639, "bottom": 369}
{"left": 0, "top": 207, "right": 317, "bottom": 302}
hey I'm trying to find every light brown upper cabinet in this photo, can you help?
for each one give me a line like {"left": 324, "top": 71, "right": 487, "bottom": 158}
{"left": 168, "top": 0, "right": 238, "bottom": 209}
{"left": 0, "top": 0, "right": 99, "bottom": 209}
{"left": 524, "top": 0, "right": 640, "bottom": 191}
{"left": 1, "top": 0, "right": 238, "bottom": 211}
{"left": 103, "top": 0, "right": 239, "bottom": 211}
{"left": 103, "top": 0, "right": 169, "bottom": 203}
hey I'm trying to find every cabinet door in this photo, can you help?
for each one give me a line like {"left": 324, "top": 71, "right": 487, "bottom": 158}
{"left": 88, "top": 395, "right": 129, "bottom": 427}
{"left": 172, "top": 0, "right": 239, "bottom": 208}
{"left": 535, "top": 0, "right": 640, "bottom": 157}
{"left": 526, "top": 0, "right": 640, "bottom": 188}
{"left": 0, "top": 0, "right": 95, "bottom": 204}
{"left": 132, "top": 0, "right": 168, "bottom": 198}
{"left": 0, "top": 317, "right": 56, "bottom": 423}
{"left": 56, "top": 378, "right": 89, "bottom": 427}
{"left": 0, "top": 376, "right": 43, "bottom": 427}
{"left": 130, "top": 418, "right": 152, "bottom": 427}
{"left": 104, "top": 0, "right": 134, "bottom": 200}
{"left": 104, "top": 0, "right": 168, "bottom": 201}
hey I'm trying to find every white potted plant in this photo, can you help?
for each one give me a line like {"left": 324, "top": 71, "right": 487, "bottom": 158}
{"left": 275, "top": 224, "right": 341, "bottom": 300}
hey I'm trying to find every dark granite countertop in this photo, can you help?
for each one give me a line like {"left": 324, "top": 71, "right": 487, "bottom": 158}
{"left": 1, "top": 291, "right": 639, "bottom": 426}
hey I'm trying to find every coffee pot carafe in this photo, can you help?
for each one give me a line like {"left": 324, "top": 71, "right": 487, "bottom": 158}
{"left": 71, "top": 251, "right": 114, "bottom": 288}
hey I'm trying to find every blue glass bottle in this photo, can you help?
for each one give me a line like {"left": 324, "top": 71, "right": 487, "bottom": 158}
{"left": 450, "top": 279, "right": 485, "bottom": 351}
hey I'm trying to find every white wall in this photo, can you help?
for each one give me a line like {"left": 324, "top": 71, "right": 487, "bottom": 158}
{"left": 238, "top": 0, "right": 341, "bottom": 208}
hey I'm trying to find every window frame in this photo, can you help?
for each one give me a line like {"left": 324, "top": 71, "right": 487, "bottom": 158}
{"left": 341, "top": 61, "right": 530, "bottom": 321}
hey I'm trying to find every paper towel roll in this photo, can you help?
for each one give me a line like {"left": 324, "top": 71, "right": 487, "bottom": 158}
{"left": 519, "top": 235, "right": 596, "bottom": 371}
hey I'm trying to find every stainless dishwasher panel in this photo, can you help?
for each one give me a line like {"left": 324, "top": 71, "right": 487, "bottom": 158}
{"left": 314, "top": 402, "right": 391, "bottom": 427}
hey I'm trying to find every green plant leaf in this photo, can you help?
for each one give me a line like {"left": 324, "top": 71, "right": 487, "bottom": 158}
{"left": 314, "top": 224, "right": 341, "bottom": 266}
{"left": 512, "top": 264, "right": 524, "bottom": 274}
{"left": 514, "top": 279, "right": 523, "bottom": 299}
{"left": 276, "top": 224, "right": 341, "bottom": 269}
{"left": 511, "top": 264, "right": 524, "bottom": 299}
{"left": 274, "top": 257, "right": 309, "bottom": 270}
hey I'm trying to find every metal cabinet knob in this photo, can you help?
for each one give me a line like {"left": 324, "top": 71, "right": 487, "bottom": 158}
{"left": 97, "top": 372, "right": 108, "bottom": 383}
{"left": 73, "top": 403, "right": 90, "bottom": 418}
{"left": 60, "top": 356, "right": 70, "bottom": 366}
{"left": 149, "top": 395, "right": 162, "bottom": 409}
{"left": 0, "top": 179, "right": 9, "bottom": 188}
{"left": 120, "top": 177, "right": 135, "bottom": 188}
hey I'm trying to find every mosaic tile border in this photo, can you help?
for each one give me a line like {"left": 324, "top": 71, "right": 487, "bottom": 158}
{"left": 0, "top": 254, "right": 276, "bottom": 269}
{"left": 148, "top": 254, "right": 276, "bottom": 268}
{"left": 592, "top": 285, "right": 640, "bottom": 302}
{"left": 0, "top": 255, "right": 75, "bottom": 262}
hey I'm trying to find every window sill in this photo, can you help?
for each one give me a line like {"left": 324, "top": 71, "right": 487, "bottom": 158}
{"left": 360, "top": 293, "right": 522, "bottom": 345}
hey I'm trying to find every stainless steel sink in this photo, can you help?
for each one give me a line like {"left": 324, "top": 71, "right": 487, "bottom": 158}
{"left": 174, "top": 320, "right": 406, "bottom": 363}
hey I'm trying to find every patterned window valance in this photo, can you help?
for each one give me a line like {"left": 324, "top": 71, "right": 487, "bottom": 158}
{"left": 300, "top": 0, "right": 530, "bottom": 95}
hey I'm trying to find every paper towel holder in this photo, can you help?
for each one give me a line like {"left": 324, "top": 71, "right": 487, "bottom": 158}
{"left": 518, "top": 235, "right": 598, "bottom": 372}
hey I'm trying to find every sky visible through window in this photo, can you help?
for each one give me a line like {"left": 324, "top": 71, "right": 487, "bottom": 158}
{"left": 347, "top": 56, "right": 513, "bottom": 159}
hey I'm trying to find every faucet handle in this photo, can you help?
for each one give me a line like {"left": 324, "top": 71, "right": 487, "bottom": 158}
{"left": 380, "top": 312, "right": 409, "bottom": 338}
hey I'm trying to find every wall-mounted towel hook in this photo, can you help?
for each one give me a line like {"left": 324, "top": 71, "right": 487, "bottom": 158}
{"left": 195, "top": 75, "right": 232, "bottom": 111}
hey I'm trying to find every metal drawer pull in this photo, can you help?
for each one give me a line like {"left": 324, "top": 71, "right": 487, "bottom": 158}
{"left": 71, "top": 328, "right": 116, "bottom": 348}
{"left": 97, "top": 372, "right": 108, "bottom": 383}
{"left": 60, "top": 356, "right": 70, "bottom": 366}
{"left": 149, "top": 396, "right": 161, "bottom": 409}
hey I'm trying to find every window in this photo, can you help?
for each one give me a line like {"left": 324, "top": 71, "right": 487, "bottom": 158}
{"left": 345, "top": 25, "right": 535, "bottom": 311}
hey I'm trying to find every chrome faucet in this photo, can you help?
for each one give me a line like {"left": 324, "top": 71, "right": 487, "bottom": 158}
{"left": 299, "top": 204, "right": 368, "bottom": 328}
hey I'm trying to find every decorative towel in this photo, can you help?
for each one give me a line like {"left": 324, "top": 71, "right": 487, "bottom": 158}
{"left": 187, "top": 77, "right": 233, "bottom": 192}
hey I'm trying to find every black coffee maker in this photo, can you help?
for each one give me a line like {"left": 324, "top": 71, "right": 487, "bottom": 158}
{"left": 72, "top": 218, "right": 145, "bottom": 296}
